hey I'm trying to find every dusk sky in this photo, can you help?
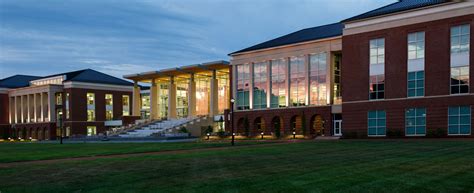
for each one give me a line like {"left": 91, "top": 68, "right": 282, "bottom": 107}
{"left": 0, "top": 0, "right": 394, "bottom": 79}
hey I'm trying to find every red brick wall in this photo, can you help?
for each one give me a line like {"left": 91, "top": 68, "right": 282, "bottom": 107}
{"left": 0, "top": 93, "right": 9, "bottom": 125}
{"left": 227, "top": 106, "right": 332, "bottom": 137}
{"left": 63, "top": 88, "right": 132, "bottom": 136}
{"left": 342, "top": 14, "right": 474, "bottom": 137}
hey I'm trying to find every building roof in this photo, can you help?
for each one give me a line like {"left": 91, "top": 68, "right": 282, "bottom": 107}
{"left": 48, "top": 69, "right": 134, "bottom": 86}
{"left": 1, "top": 69, "right": 133, "bottom": 89}
{"left": 0, "top": 75, "right": 42, "bottom": 88}
{"left": 342, "top": 0, "right": 449, "bottom": 23}
{"left": 124, "top": 60, "right": 230, "bottom": 82}
{"left": 229, "top": 22, "right": 343, "bottom": 55}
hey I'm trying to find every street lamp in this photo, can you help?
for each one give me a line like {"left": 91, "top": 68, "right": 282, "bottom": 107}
{"left": 206, "top": 133, "right": 210, "bottom": 140}
{"left": 230, "top": 98, "right": 235, "bottom": 146}
{"left": 261, "top": 132, "right": 264, "bottom": 139}
{"left": 293, "top": 131, "right": 296, "bottom": 139}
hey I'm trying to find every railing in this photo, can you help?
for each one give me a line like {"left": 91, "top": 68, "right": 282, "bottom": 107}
{"left": 107, "top": 119, "right": 161, "bottom": 136}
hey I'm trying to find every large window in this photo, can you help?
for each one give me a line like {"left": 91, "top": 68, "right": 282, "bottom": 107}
{"left": 87, "top": 110, "right": 95, "bottom": 121}
{"left": 310, "top": 53, "right": 327, "bottom": 106}
{"left": 451, "top": 25, "right": 470, "bottom": 94}
{"left": 253, "top": 62, "right": 268, "bottom": 109}
{"left": 290, "top": 56, "right": 306, "bottom": 106}
{"left": 196, "top": 76, "right": 209, "bottom": 116}
{"left": 369, "top": 75, "right": 385, "bottom": 100}
{"left": 87, "top": 126, "right": 97, "bottom": 136}
{"left": 405, "top": 108, "right": 426, "bottom": 136}
{"left": 451, "top": 25, "right": 470, "bottom": 54}
{"left": 370, "top": 38, "right": 385, "bottom": 65}
{"left": 105, "top": 94, "right": 113, "bottom": 120}
{"left": 408, "top": 71, "right": 424, "bottom": 97}
{"left": 270, "top": 59, "right": 287, "bottom": 108}
{"left": 65, "top": 93, "right": 70, "bottom": 119}
{"left": 86, "top": 93, "right": 95, "bottom": 121}
{"left": 451, "top": 66, "right": 469, "bottom": 94}
{"left": 236, "top": 64, "right": 250, "bottom": 110}
{"left": 448, "top": 106, "right": 471, "bottom": 135}
{"left": 55, "top": 93, "right": 63, "bottom": 105}
{"left": 368, "top": 110, "right": 386, "bottom": 136}
{"left": 408, "top": 32, "right": 425, "bottom": 60}
{"left": 333, "top": 53, "right": 342, "bottom": 104}
{"left": 122, "top": 95, "right": 130, "bottom": 116}
{"left": 369, "top": 38, "right": 385, "bottom": 100}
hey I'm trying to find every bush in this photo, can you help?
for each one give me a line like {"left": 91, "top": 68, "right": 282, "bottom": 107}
{"left": 179, "top": 126, "right": 188, "bottom": 133}
{"left": 427, "top": 128, "right": 445, "bottom": 137}
{"left": 342, "top": 131, "right": 358, "bottom": 139}
{"left": 205, "top": 126, "right": 213, "bottom": 134}
{"left": 217, "top": 129, "right": 226, "bottom": 138}
{"left": 387, "top": 129, "right": 403, "bottom": 138}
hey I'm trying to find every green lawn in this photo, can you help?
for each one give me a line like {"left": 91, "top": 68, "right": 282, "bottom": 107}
{"left": 1, "top": 140, "right": 474, "bottom": 193}
{"left": 0, "top": 141, "right": 264, "bottom": 163}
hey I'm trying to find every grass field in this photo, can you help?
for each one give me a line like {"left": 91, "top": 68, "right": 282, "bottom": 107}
{"left": 0, "top": 140, "right": 474, "bottom": 193}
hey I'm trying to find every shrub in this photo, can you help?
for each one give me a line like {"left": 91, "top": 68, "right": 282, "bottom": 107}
{"left": 179, "top": 126, "right": 188, "bottom": 133}
{"left": 427, "top": 128, "right": 445, "bottom": 137}
{"left": 342, "top": 131, "right": 358, "bottom": 139}
{"left": 217, "top": 129, "right": 226, "bottom": 138}
{"left": 387, "top": 129, "right": 403, "bottom": 138}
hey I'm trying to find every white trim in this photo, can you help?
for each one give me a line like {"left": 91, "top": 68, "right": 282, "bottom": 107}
{"left": 63, "top": 81, "right": 133, "bottom": 92}
{"left": 344, "top": 2, "right": 474, "bottom": 35}
{"left": 344, "top": 93, "right": 474, "bottom": 105}
{"left": 230, "top": 36, "right": 342, "bottom": 57}
{"left": 0, "top": 88, "right": 9, "bottom": 94}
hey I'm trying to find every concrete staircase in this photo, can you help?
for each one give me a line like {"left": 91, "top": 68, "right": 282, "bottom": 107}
{"left": 117, "top": 116, "right": 206, "bottom": 138}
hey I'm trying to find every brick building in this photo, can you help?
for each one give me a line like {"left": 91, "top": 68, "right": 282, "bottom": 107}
{"left": 0, "top": 69, "right": 135, "bottom": 140}
{"left": 227, "top": 0, "right": 474, "bottom": 138}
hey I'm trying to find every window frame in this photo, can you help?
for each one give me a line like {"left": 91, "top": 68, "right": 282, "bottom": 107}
{"left": 448, "top": 106, "right": 472, "bottom": 136}
{"left": 368, "top": 110, "right": 387, "bottom": 137}
{"left": 407, "top": 71, "right": 425, "bottom": 98}
{"left": 405, "top": 108, "right": 427, "bottom": 136}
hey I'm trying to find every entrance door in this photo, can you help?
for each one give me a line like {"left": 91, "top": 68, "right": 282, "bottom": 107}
{"left": 334, "top": 120, "right": 342, "bottom": 136}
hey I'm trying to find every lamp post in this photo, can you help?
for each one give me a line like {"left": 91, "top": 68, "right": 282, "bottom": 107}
{"left": 206, "top": 133, "right": 210, "bottom": 140}
{"left": 58, "top": 115, "right": 63, "bottom": 144}
{"left": 261, "top": 132, "right": 264, "bottom": 140}
{"left": 230, "top": 98, "right": 235, "bottom": 146}
{"left": 293, "top": 131, "right": 296, "bottom": 139}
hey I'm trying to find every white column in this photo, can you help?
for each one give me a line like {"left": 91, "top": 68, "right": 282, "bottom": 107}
{"left": 48, "top": 91, "right": 56, "bottom": 122}
{"left": 150, "top": 79, "right": 159, "bottom": 120}
{"left": 168, "top": 77, "right": 177, "bottom": 119}
{"left": 326, "top": 52, "right": 333, "bottom": 105}
{"left": 14, "top": 96, "right": 18, "bottom": 124}
{"left": 188, "top": 74, "right": 196, "bottom": 118}
{"left": 40, "top": 92, "right": 44, "bottom": 122}
{"left": 266, "top": 61, "right": 271, "bottom": 108}
{"left": 305, "top": 54, "right": 310, "bottom": 106}
{"left": 210, "top": 70, "right": 219, "bottom": 117}
{"left": 27, "top": 94, "right": 30, "bottom": 123}
{"left": 9, "top": 97, "right": 13, "bottom": 124}
{"left": 20, "top": 95, "right": 24, "bottom": 123}
{"left": 249, "top": 63, "right": 254, "bottom": 109}
{"left": 231, "top": 65, "right": 237, "bottom": 111}
{"left": 33, "top": 94, "right": 37, "bottom": 123}
{"left": 285, "top": 58, "right": 291, "bottom": 107}
{"left": 132, "top": 81, "right": 141, "bottom": 116}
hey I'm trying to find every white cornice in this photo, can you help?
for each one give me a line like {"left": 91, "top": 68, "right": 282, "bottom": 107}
{"left": 63, "top": 81, "right": 133, "bottom": 92}
{"left": 344, "top": 2, "right": 474, "bottom": 35}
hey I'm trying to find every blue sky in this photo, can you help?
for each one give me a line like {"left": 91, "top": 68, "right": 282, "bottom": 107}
{"left": 0, "top": 0, "right": 394, "bottom": 79}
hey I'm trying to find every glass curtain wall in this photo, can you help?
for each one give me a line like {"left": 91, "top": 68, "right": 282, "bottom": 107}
{"left": 236, "top": 64, "right": 250, "bottom": 110}
{"left": 217, "top": 71, "right": 230, "bottom": 114}
{"left": 158, "top": 83, "right": 168, "bottom": 119}
{"left": 270, "top": 59, "right": 287, "bottom": 108}
{"left": 196, "top": 74, "right": 210, "bottom": 116}
{"left": 176, "top": 78, "right": 189, "bottom": 118}
{"left": 290, "top": 56, "right": 306, "bottom": 106}
{"left": 253, "top": 62, "right": 268, "bottom": 109}
{"left": 310, "top": 53, "right": 327, "bottom": 106}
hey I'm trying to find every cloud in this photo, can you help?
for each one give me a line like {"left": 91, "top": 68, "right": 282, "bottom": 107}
{"left": 0, "top": 0, "right": 396, "bottom": 79}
